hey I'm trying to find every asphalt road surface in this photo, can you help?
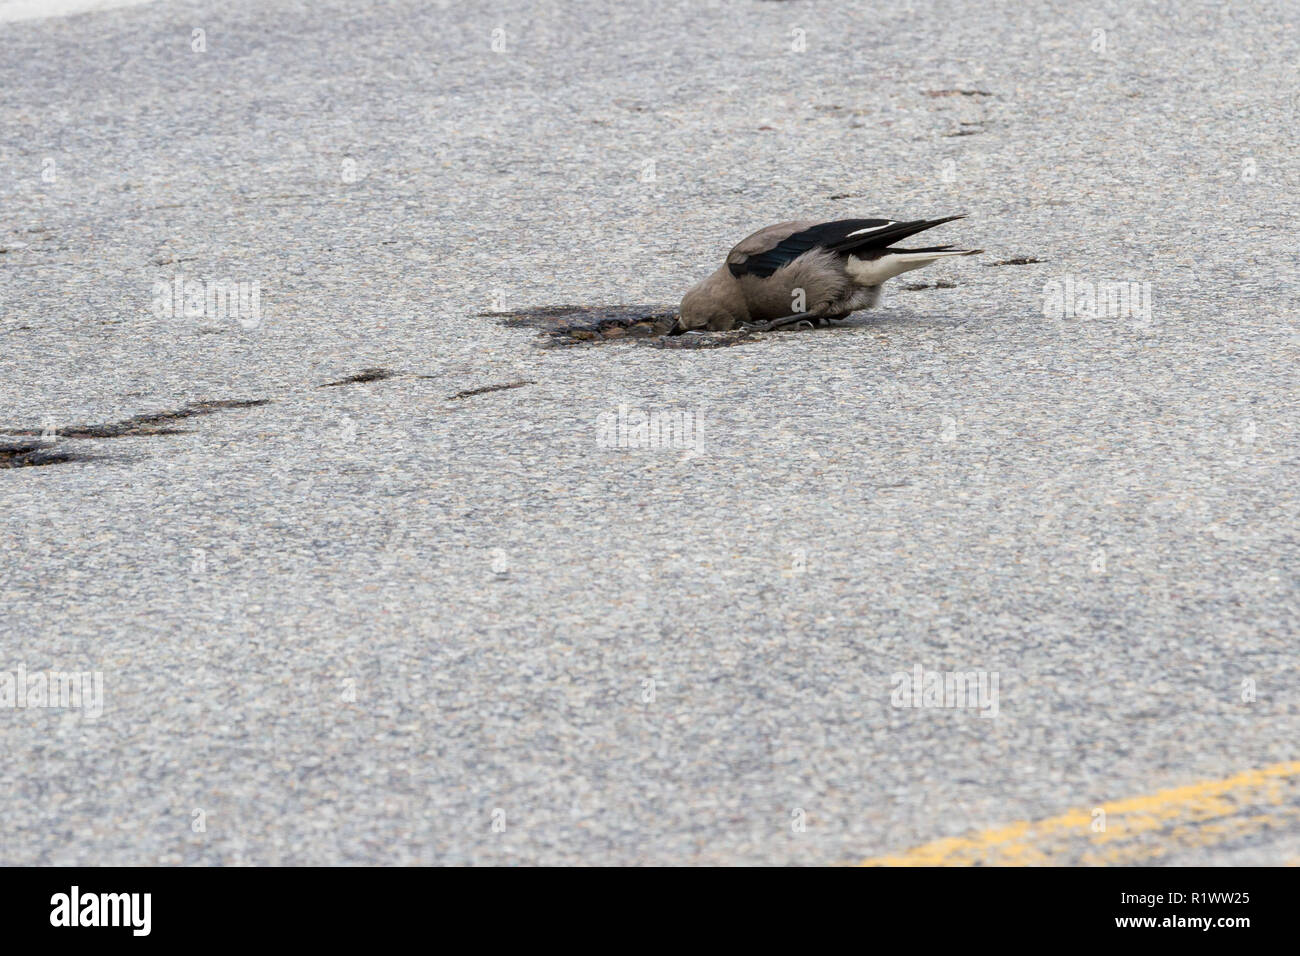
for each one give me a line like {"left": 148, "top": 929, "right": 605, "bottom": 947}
{"left": 1, "top": 0, "right": 1297, "bottom": 865}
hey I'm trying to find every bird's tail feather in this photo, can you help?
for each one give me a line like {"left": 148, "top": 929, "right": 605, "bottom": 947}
{"left": 846, "top": 247, "right": 982, "bottom": 285}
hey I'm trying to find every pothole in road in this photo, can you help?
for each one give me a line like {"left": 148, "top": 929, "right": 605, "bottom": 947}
{"left": 485, "top": 304, "right": 780, "bottom": 349}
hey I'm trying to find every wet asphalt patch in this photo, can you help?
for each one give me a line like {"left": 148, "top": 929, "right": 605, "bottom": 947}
{"left": 0, "top": 442, "right": 89, "bottom": 469}
{"left": 449, "top": 380, "right": 536, "bottom": 400}
{"left": 319, "top": 368, "right": 397, "bottom": 387}
{"left": 1, "top": 399, "right": 271, "bottom": 439}
{"left": 901, "top": 279, "right": 958, "bottom": 291}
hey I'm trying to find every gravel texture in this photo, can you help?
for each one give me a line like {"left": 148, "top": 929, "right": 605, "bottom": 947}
{"left": 1, "top": 0, "right": 1297, "bottom": 865}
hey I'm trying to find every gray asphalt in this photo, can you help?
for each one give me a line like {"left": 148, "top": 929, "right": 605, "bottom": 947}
{"left": 1, "top": 0, "right": 1297, "bottom": 865}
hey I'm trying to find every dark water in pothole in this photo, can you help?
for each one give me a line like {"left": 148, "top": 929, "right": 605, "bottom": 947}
{"left": 485, "top": 304, "right": 769, "bottom": 349}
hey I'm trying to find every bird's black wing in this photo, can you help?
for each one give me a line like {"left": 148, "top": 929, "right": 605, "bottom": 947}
{"left": 730, "top": 216, "right": 966, "bottom": 278}
{"left": 731, "top": 219, "right": 890, "bottom": 278}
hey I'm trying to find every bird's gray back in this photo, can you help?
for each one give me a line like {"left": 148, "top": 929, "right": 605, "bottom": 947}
{"left": 725, "top": 221, "right": 820, "bottom": 265}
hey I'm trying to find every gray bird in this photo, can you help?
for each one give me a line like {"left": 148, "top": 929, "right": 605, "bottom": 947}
{"left": 675, "top": 215, "right": 981, "bottom": 332}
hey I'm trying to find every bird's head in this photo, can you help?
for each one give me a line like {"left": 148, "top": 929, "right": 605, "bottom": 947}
{"left": 674, "top": 276, "right": 738, "bottom": 333}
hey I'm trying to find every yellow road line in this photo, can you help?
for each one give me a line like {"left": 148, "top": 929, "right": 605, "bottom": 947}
{"left": 860, "top": 760, "right": 1300, "bottom": 866}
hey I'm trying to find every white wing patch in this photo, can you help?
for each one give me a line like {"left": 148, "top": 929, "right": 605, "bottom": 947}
{"left": 845, "top": 222, "right": 896, "bottom": 237}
